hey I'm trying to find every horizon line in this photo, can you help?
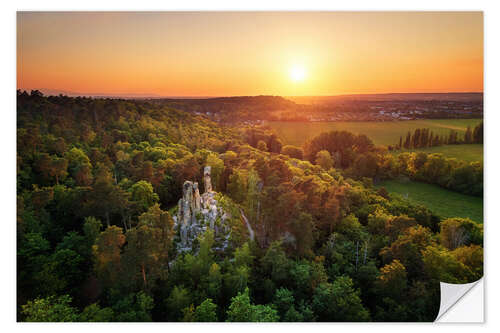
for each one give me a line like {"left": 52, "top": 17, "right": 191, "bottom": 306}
{"left": 18, "top": 88, "right": 484, "bottom": 99}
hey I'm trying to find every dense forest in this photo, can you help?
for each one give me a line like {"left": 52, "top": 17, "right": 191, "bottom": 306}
{"left": 17, "top": 91, "right": 483, "bottom": 322}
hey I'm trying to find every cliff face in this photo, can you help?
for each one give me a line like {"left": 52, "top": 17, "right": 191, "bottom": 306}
{"left": 174, "top": 166, "right": 230, "bottom": 252}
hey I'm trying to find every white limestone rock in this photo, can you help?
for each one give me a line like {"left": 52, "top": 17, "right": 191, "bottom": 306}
{"left": 175, "top": 165, "right": 232, "bottom": 253}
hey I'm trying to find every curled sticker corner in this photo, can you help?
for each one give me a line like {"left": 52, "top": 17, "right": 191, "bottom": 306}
{"left": 435, "top": 278, "right": 483, "bottom": 322}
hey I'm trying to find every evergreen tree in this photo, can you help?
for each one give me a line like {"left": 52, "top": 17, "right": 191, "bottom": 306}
{"left": 404, "top": 131, "right": 411, "bottom": 149}
{"left": 473, "top": 122, "right": 483, "bottom": 143}
{"left": 464, "top": 126, "right": 473, "bottom": 144}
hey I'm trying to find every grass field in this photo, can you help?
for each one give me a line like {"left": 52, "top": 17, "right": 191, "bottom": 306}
{"left": 267, "top": 119, "right": 482, "bottom": 147}
{"left": 267, "top": 119, "right": 483, "bottom": 162}
{"left": 391, "top": 144, "right": 483, "bottom": 163}
{"left": 378, "top": 180, "right": 483, "bottom": 223}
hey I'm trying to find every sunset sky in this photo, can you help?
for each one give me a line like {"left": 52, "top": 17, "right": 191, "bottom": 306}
{"left": 17, "top": 12, "right": 483, "bottom": 97}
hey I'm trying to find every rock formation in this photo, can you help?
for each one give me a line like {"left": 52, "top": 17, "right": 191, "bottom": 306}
{"left": 203, "top": 166, "right": 212, "bottom": 193}
{"left": 173, "top": 165, "right": 230, "bottom": 252}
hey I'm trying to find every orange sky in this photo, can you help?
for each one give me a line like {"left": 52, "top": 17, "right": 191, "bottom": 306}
{"left": 17, "top": 12, "right": 483, "bottom": 96}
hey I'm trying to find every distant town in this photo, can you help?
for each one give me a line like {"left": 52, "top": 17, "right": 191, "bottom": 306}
{"left": 298, "top": 99, "right": 483, "bottom": 122}
{"left": 154, "top": 93, "right": 483, "bottom": 123}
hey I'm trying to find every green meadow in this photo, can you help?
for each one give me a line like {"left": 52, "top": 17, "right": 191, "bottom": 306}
{"left": 267, "top": 119, "right": 483, "bottom": 162}
{"left": 267, "top": 119, "right": 482, "bottom": 146}
{"left": 378, "top": 179, "right": 483, "bottom": 223}
{"left": 392, "top": 144, "right": 483, "bottom": 163}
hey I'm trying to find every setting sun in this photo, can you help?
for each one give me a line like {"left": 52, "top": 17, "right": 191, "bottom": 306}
{"left": 290, "top": 66, "right": 307, "bottom": 82}
{"left": 17, "top": 12, "right": 483, "bottom": 96}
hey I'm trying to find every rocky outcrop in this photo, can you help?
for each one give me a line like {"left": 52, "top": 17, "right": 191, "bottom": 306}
{"left": 203, "top": 166, "right": 212, "bottom": 193}
{"left": 173, "top": 166, "right": 230, "bottom": 252}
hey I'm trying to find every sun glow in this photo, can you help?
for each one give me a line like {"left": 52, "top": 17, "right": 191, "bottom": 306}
{"left": 17, "top": 12, "right": 483, "bottom": 96}
{"left": 289, "top": 66, "right": 307, "bottom": 82}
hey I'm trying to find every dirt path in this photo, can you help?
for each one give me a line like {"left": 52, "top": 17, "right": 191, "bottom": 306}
{"left": 420, "top": 121, "right": 468, "bottom": 131}
{"left": 240, "top": 209, "right": 255, "bottom": 241}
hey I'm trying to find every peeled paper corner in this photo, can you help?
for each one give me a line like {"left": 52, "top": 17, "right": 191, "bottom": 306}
{"left": 435, "top": 278, "right": 484, "bottom": 323}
